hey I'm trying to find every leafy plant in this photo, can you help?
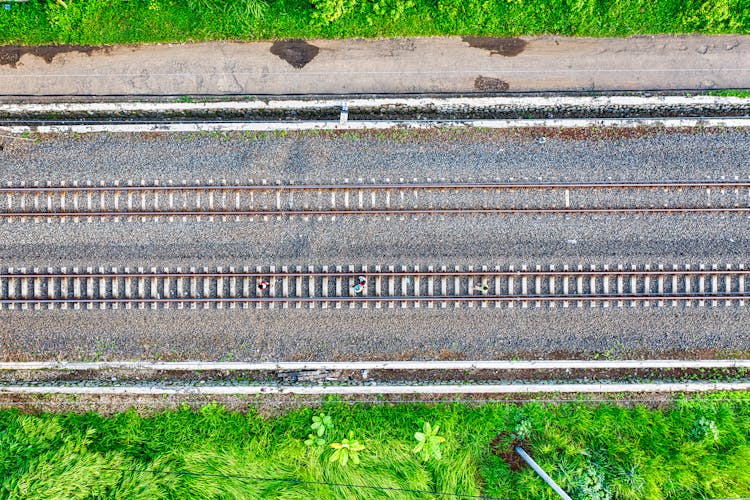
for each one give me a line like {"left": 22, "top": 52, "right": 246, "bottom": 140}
{"left": 690, "top": 417, "right": 719, "bottom": 442}
{"left": 361, "top": 0, "right": 415, "bottom": 25}
{"left": 511, "top": 419, "right": 532, "bottom": 441}
{"left": 329, "top": 431, "right": 365, "bottom": 466}
{"left": 413, "top": 421, "right": 446, "bottom": 462}
{"left": 310, "top": 0, "right": 358, "bottom": 25}
{"left": 304, "top": 412, "right": 334, "bottom": 447}
{"left": 568, "top": 463, "right": 612, "bottom": 500}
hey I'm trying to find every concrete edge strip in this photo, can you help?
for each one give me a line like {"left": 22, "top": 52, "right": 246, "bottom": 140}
{"left": 2, "top": 360, "right": 749, "bottom": 371}
{"left": 1, "top": 95, "right": 748, "bottom": 113}
{"left": 3, "top": 117, "right": 750, "bottom": 134}
{"left": 1, "top": 382, "right": 749, "bottom": 395}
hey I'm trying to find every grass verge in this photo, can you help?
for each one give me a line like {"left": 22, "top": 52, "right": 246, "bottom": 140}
{"left": 704, "top": 89, "right": 750, "bottom": 97}
{"left": 1, "top": 392, "right": 749, "bottom": 499}
{"left": 0, "top": 0, "right": 748, "bottom": 45}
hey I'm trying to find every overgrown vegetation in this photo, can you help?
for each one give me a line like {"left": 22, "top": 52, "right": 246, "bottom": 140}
{"left": 1, "top": 392, "right": 749, "bottom": 498}
{"left": 0, "top": 0, "right": 748, "bottom": 45}
{"left": 705, "top": 89, "right": 750, "bottom": 97}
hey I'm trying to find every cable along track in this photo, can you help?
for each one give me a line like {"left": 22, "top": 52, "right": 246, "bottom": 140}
{"left": 1, "top": 264, "right": 747, "bottom": 310}
{"left": 1, "top": 179, "right": 749, "bottom": 219}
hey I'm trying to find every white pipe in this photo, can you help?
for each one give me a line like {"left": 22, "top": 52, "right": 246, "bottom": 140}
{"left": 2, "top": 117, "right": 749, "bottom": 134}
{"left": 1, "top": 382, "right": 749, "bottom": 395}
{"left": 0, "top": 360, "right": 747, "bottom": 371}
{"left": 515, "top": 446, "right": 572, "bottom": 500}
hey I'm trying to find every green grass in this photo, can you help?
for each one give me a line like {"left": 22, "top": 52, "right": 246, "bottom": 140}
{"left": 0, "top": 0, "right": 749, "bottom": 45}
{"left": 1, "top": 393, "right": 750, "bottom": 499}
{"left": 704, "top": 89, "right": 750, "bottom": 97}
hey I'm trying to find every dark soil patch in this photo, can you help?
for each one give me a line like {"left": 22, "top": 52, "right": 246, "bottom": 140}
{"left": 270, "top": 40, "right": 319, "bottom": 69}
{"left": 462, "top": 37, "right": 527, "bottom": 57}
{"left": 0, "top": 45, "right": 104, "bottom": 68}
{"left": 474, "top": 76, "right": 509, "bottom": 91}
{"left": 491, "top": 432, "right": 529, "bottom": 471}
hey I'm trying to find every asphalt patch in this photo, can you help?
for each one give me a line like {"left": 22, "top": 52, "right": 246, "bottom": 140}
{"left": 462, "top": 36, "right": 527, "bottom": 57}
{"left": 0, "top": 45, "right": 103, "bottom": 68}
{"left": 474, "top": 76, "right": 509, "bottom": 91}
{"left": 270, "top": 40, "right": 320, "bottom": 69}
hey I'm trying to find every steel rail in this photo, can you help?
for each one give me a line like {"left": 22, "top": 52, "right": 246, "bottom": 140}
{"left": 1, "top": 180, "right": 749, "bottom": 193}
{"left": 2, "top": 268, "right": 749, "bottom": 279}
{"left": 2, "top": 293, "right": 749, "bottom": 306}
{"left": 1, "top": 207, "right": 750, "bottom": 217}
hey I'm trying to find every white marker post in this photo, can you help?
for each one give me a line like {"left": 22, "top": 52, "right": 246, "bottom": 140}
{"left": 340, "top": 102, "right": 349, "bottom": 124}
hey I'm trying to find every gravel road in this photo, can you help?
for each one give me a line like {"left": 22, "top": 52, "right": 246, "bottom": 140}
{"left": 1, "top": 129, "right": 748, "bottom": 361}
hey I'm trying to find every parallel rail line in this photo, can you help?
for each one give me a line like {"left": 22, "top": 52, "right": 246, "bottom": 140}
{"left": 1, "top": 264, "right": 747, "bottom": 309}
{"left": 1, "top": 179, "right": 749, "bottom": 218}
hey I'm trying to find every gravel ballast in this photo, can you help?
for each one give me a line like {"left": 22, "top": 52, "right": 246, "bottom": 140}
{"left": 0, "top": 129, "right": 748, "bottom": 361}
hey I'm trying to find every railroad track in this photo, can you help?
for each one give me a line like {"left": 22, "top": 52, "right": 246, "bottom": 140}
{"left": 2, "top": 264, "right": 747, "bottom": 310}
{"left": 1, "top": 179, "right": 749, "bottom": 219}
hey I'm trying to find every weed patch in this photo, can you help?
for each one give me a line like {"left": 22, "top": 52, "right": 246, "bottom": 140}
{"left": 0, "top": 393, "right": 749, "bottom": 498}
{"left": 0, "top": 0, "right": 748, "bottom": 45}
